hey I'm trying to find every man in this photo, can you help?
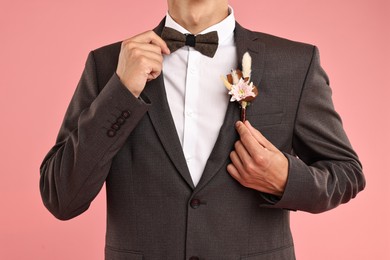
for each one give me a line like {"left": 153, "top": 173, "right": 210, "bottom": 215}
{"left": 40, "top": 0, "right": 365, "bottom": 259}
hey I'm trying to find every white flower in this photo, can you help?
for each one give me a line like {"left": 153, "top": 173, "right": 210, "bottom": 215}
{"left": 228, "top": 78, "right": 256, "bottom": 102}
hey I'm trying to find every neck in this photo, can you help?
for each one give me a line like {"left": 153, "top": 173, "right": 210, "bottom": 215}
{"left": 167, "top": 0, "right": 229, "bottom": 34}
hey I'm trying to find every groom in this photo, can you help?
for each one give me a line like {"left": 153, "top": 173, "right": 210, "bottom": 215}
{"left": 40, "top": 0, "right": 365, "bottom": 259}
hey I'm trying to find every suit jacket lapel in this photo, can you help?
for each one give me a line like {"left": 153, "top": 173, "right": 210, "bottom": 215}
{"left": 235, "top": 22, "right": 266, "bottom": 90}
{"left": 142, "top": 74, "right": 195, "bottom": 189}
{"left": 195, "top": 22, "right": 266, "bottom": 191}
{"left": 140, "top": 19, "right": 195, "bottom": 189}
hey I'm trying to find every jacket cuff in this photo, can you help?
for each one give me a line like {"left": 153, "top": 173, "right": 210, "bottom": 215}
{"left": 259, "top": 153, "right": 305, "bottom": 211}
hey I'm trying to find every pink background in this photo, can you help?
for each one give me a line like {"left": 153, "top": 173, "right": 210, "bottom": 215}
{"left": 1, "top": 0, "right": 389, "bottom": 259}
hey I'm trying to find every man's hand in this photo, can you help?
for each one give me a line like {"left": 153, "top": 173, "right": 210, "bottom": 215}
{"left": 116, "top": 31, "right": 170, "bottom": 97}
{"left": 227, "top": 121, "right": 288, "bottom": 197}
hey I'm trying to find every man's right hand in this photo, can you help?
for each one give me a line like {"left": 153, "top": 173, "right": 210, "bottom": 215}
{"left": 116, "top": 31, "right": 170, "bottom": 97}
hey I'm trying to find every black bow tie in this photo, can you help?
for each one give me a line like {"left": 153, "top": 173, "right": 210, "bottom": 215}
{"left": 161, "top": 27, "right": 219, "bottom": 58}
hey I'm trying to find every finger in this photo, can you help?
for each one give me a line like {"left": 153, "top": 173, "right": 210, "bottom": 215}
{"left": 126, "top": 41, "right": 165, "bottom": 55}
{"left": 130, "top": 53, "right": 163, "bottom": 81}
{"left": 122, "top": 43, "right": 165, "bottom": 66}
{"left": 123, "top": 44, "right": 164, "bottom": 68}
{"left": 228, "top": 151, "right": 248, "bottom": 182}
{"left": 245, "top": 121, "right": 276, "bottom": 151}
{"left": 137, "top": 49, "right": 164, "bottom": 64}
{"left": 147, "top": 70, "right": 161, "bottom": 80}
{"left": 130, "top": 31, "right": 170, "bottom": 54}
{"left": 235, "top": 121, "right": 266, "bottom": 157}
{"left": 230, "top": 150, "right": 246, "bottom": 175}
{"left": 145, "top": 59, "right": 163, "bottom": 79}
{"left": 234, "top": 140, "right": 253, "bottom": 167}
{"left": 227, "top": 163, "right": 242, "bottom": 182}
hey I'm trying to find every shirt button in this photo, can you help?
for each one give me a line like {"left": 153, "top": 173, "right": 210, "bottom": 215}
{"left": 186, "top": 111, "right": 193, "bottom": 117}
{"left": 188, "top": 65, "right": 196, "bottom": 73}
{"left": 190, "top": 199, "right": 201, "bottom": 209}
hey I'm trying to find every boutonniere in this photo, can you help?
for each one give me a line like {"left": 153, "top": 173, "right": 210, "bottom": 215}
{"left": 221, "top": 52, "right": 258, "bottom": 122}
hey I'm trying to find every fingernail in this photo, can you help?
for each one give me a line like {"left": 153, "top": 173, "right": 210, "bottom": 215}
{"left": 235, "top": 121, "right": 241, "bottom": 128}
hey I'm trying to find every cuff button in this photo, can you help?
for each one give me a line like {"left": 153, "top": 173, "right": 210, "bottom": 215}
{"left": 107, "top": 129, "right": 116, "bottom": 137}
{"left": 111, "top": 123, "right": 120, "bottom": 130}
{"left": 121, "top": 111, "right": 130, "bottom": 118}
{"left": 116, "top": 117, "right": 125, "bottom": 125}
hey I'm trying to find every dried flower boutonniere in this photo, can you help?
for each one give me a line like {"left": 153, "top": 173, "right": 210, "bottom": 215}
{"left": 221, "top": 52, "right": 258, "bottom": 122}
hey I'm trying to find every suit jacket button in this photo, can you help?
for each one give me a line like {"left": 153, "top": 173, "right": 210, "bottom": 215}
{"left": 121, "top": 111, "right": 130, "bottom": 118}
{"left": 107, "top": 129, "right": 116, "bottom": 137}
{"left": 190, "top": 199, "right": 201, "bottom": 209}
{"left": 189, "top": 257, "right": 199, "bottom": 260}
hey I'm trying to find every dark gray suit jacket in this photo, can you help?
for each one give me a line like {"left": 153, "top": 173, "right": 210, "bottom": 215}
{"left": 40, "top": 19, "right": 365, "bottom": 260}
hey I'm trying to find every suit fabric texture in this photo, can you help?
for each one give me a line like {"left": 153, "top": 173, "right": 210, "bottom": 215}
{"left": 40, "top": 19, "right": 365, "bottom": 260}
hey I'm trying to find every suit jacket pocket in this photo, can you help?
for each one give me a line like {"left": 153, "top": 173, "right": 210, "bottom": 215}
{"left": 105, "top": 246, "right": 143, "bottom": 260}
{"left": 240, "top": 244, "right": 295, "bottom": 260}
{"left": 246, "top": 111, "right": 284, "bottom": 127}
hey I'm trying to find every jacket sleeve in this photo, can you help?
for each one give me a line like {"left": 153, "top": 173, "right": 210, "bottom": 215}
{"left": 39, "top": 51, "right": 149, "bottom": 220}
{"left": 261, "top": 46, "right": 366, "bottom": 213}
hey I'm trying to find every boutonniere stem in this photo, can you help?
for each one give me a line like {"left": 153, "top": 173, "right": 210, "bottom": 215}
{"left": 221, "top": 52, "right": 258, "bottom": 122}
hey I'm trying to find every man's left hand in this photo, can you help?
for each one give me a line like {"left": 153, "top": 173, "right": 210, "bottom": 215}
{"left": 227, "top": 121, "right": 288, "bottom": 197}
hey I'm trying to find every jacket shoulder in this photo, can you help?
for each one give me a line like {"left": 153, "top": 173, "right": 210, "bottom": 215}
{"left": 89, "top": 41, "right": 122, "bottom": 87}
{"left": 237, "top": 23, "right": 315, "bottom": 59}
{"left": 247, "top": 28, "right": 317, "bottom": 68}
{"left": 250, "top": 28, "right": 314, "bottom": 51}
{"left": 92, "top": 41, "right": 122, "bottom": 67}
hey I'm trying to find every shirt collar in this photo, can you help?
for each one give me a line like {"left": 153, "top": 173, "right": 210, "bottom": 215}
{"left": 164, "top": 6, "right": 236, "bottom": 45}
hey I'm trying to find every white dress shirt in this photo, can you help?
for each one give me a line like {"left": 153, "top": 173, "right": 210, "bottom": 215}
{"left": 163, "top": 8, "right": 237, "bottom": 186}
